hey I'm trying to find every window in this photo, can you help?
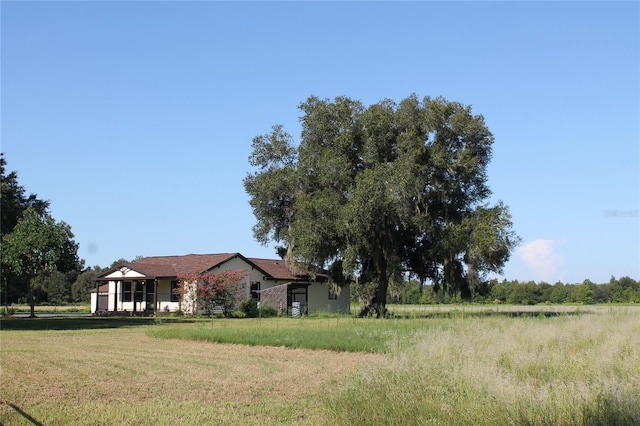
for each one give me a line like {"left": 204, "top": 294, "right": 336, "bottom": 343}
{"left": 123, "top": 281, "right": 132, "bottom": 302}
{"left": 250, "top": 281, "right": 261, "bottom": 301}
{"left": 328, "top": 285, "right": 338, "bottom": 300}
{"left": 145, "top": 280, "right": 154, "bottom": 306}
{"left": 170, "top": 280, "right": 180, "bottom": 302}
{"left": 134, "top": 282, "right": 144, "bottom": 302}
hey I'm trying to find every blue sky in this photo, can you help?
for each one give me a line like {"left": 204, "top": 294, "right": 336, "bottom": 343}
{"left": 2, "top": 2, "right": 638, "bottom": 284}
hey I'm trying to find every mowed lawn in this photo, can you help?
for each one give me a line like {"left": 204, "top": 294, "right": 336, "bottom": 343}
{"left": 0, "top": 319, "right": 381, "bottom": 425}
{"left": 1, "top": 306, "right": 639, "bottom": 425}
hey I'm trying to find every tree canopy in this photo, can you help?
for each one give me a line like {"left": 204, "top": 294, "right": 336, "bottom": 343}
{"left": 1, "top": 154, "right": 82, "bottom": 314}
{"left": 244, "top": 95, "right": 519, "bottom": 316}
{"left": 1, "top": 153, "right": 50, "bottom": 239}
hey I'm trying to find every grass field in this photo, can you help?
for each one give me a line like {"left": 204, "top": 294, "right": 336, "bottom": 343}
{"left": 5, "top": 304, "right": 91, "bottom": 314}
{"left": 1, "top": 305, "right": 639, "bottom": 425}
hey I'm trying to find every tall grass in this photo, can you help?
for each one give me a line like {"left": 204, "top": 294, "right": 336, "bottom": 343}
{"left": 324, "top": 311, "right": 640, "bottom": 425}
{"left": 4, "top": 307, "right": 637, "bottom": 425}
{"left": 147, "top": 316, "right": 423, "bottom": 353}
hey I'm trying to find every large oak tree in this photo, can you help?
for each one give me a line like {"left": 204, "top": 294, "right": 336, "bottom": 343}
{"left": 244, "top": 95, "right": 519, "bottom": 316}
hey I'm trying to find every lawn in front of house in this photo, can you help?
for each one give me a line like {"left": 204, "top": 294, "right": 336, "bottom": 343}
{"left": 2, "top": 306, "right": 639, "bottom": 425}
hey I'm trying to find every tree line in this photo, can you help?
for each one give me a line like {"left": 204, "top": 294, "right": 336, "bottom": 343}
{"left": 381, "top": 276, "right": 640, "bottom": 305}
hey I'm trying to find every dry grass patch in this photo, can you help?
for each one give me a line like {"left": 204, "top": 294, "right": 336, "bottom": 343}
{"left": 326, "top": 309, "right": 640, "bottom": 425}
{"left": 1, "top": 327, "right": 381, "bottom": 425}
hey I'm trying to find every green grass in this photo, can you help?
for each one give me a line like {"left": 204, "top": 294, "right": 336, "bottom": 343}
{"left": 146, "top": 305, "right": 606, "bottom": 353}
{"left": 2, "top": 306, "right": 639, "bottom": 425}
{"left": 146, "top": 307, "right": 596, "bottom": 353}
{"left": 1, "top": 325, "right": 370, "bottom": 425}
{"left": 148, "top": 307, "right": 640, "bottom": 425}
{"left": 7, "top": 303, "right": 91, "bottom": 313}
{"left": 147, "top": 316, "right": 423, "bottom": 353}
{"left": 0, "top": 316, "right": 160, "bottom": 330}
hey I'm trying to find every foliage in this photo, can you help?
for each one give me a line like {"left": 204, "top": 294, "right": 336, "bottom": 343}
{"left": 240, "top": 298, "right": 260, "bottom": 318}
{"left": 2, "top": 207, "right": 81, "bottom": 316}
{"left": 387, "top": 279, "right": 423, "bottom": 304}
{"left": 244, "top": 95, "right": 519, "bottom": 316}
{"left": 176, "top": 270, "right": 247, "bottom": 317}
{"left": 71, "top": 266, "right": 106, "bottom": 303}
{"left": 483, "top": 276, "right": 640, "bottom": 305}
{"left": 0, "top": 153, "right": 50, "bottom": 239}
{"left": 239, "top": 297, "right": 282, "bottom": 318}
{"left": 1, "top": 153, "right": 52, "bottom": 306}
{"left": 32, "top": 270, "right": 72, "bottom": 305}
{"left": 350, "top": 280, "right": 379, "bottom": 306}
{"left": 372, "top": 275, "right": 640, "bottom": 306}
{"left": 257, "top": 305, "right": 281, "bottom": 318}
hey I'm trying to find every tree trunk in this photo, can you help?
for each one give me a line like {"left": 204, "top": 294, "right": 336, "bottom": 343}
{"left": 28, "top": 278, "right": 36, "bottom": 318}
{"left": 360, "top": 247, "right": 389, "bottom": 318}
{"left": 3, "top": 277, "right": 8, "bottom": 316}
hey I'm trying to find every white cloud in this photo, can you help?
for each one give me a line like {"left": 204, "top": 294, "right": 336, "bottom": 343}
{"left": 516, "top": 239, "right": 565, "bottom": 283}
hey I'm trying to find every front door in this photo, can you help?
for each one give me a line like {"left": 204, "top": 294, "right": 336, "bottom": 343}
{"left": 98, "top": 294, "right": 108, "bottom": 312}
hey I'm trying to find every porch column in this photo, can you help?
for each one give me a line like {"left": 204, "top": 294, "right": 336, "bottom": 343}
{"left": 133, "top": 280, "right": 137, "bottom": 313}
{"left": 94, "top": 280, "right": 100, "bottom": 314}
{"left": 154, "top": 279, "right": 158, "bottom": 313}
{"left": 114, "top": 281, "right": 119, "bottom": 313}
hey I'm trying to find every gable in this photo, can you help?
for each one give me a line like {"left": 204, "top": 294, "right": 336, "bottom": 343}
{"left": 103, "top": 267, "right": 146, "bottom": 279}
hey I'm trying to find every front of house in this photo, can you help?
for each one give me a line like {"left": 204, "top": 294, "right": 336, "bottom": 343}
{"left": 91, "top": 253, "right": 350, "bottom": 316}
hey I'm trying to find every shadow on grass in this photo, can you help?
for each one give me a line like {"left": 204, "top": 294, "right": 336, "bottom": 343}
{"left": 1, "top": 401, "right": 44, "bottom": 426}
{"left": 388, "top": 310, "right": 589, "bottom": 319}
{"left": 0, "top": 316, "right": 193, "bottom": 331}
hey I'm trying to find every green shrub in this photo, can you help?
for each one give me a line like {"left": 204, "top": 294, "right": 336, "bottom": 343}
{"left": 259, "top": 305, "right": 280, "bottom": 318}
{"left": 240, "top": 298, "right": 259, "bottom": 318}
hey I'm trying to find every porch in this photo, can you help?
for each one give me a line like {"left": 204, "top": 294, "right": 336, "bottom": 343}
{"left": 92, "top": 278, "right": 180, "bottom": 315}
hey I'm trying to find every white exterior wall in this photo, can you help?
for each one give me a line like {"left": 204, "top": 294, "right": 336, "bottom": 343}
{"left": 104, "top": 269, "right": 145, "bottom": 279}
{"left": 156, "top": 279, "right": 181, "bottom": 313}
{"left": 307, "top": 282, "right": 351, "bottom": 314}
{"left": 207, "top": 256, "right": 254, "bottom": 300}
{"left": 108, "top": 280, "right": 118, "bottom": 311}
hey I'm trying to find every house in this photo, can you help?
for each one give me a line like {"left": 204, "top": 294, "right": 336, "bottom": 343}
{"left": 91, "top": 253, "right": 350, "bottom": 316}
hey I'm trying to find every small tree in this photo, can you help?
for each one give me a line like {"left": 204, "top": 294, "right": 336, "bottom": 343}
{"left": 2, "top": 207, "right": 80, "bottom": 317}
{"left": 176, "top": 270, "right": 247, "bottom": 317}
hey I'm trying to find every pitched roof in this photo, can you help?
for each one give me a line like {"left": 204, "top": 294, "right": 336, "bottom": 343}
{"left": 132, "top": 253, "right": 239, "bottom": 276}
{"left": 90, "top": 282, "right": 110, "bottom": 293}
{"left": 95, "top": 253, "right": 239, "bottom": 280}
{"left": 94, "top": 253, "right": 326, "bottom": 282}
{"left": 247, "top": 257, "right": 321, "bottom": 281}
